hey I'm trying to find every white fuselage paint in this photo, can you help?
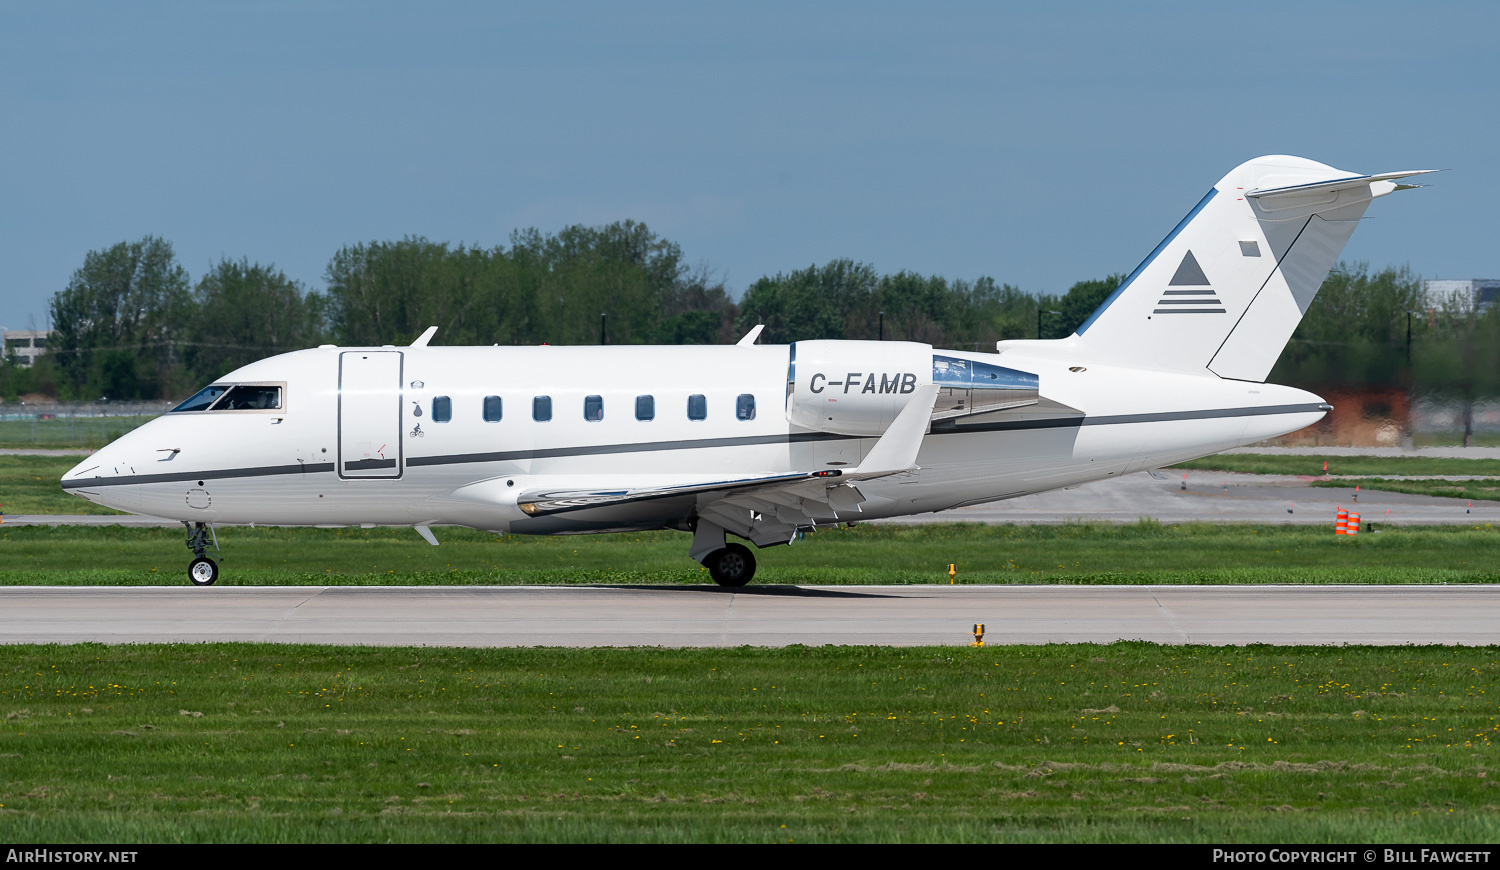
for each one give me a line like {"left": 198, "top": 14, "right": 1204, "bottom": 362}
{"left": 62, "top": 343, "right": 1324, "bottom": 533}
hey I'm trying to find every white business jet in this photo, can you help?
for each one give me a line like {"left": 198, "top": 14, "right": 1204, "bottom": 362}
{"left": 62, "top": 156, "right": 1431, "bottom": 587}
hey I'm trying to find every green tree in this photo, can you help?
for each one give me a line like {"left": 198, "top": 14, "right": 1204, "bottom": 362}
{"left": 188, "top": 258, "right": 326, "bottom": 381}
{"left": 1270, "top": 263, "right": 1426, "bottom": 388}
{"left": 1412, "top": 297, "right": 1500, "bottom": 446}
{"left": 1047, "top": 275, "right": 1124, "bottom": 339}
{"left": 736, "top": 260, "right": 878, "bottom": 343}
{"left": 510, "top": 221, "right": 685, "bottom": 345}
{"left": 324, "top": 222, "right": 694, "bottom": 347}
{"left": 48, "top": 236, "right": 192, "bottom": 399}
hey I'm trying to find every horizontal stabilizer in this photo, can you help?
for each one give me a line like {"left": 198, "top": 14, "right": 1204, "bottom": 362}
{"left": 1246, "top": 170, "right": 1437, "bottom": 200}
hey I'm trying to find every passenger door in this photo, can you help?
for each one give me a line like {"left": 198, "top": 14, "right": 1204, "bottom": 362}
{"left": 338, "top": 351, "right": 404, "bottom": 479}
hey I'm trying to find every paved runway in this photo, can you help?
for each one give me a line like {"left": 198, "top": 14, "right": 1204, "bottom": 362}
{"left": 3, "top": 585, "right": 1496, "bottom": 647}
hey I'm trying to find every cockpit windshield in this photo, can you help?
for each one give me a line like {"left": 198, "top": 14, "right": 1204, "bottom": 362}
{"left": 172, "top": 385, "right": 229, "bottom": 413}
{"left": 170, "top": 383, "right": 284, "bottom": 413}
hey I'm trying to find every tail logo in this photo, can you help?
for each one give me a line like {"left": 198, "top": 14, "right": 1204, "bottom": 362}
{"left": 1155, "top": 251, "right": 1225, "bottom": 314}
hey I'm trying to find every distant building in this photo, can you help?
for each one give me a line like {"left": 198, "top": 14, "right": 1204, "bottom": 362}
{"left": 2, "top": 329, "right": 53, "bottom": 367}
{"left": 1423, "top": 279, "right": 1500, "bottom": 312}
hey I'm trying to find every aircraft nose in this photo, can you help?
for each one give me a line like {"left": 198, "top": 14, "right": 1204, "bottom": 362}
{"left": 60, "top": 427, "right": 151, "bottom": 505}
{"left": 61, "top": 452, "right": 110, "bottom": 506}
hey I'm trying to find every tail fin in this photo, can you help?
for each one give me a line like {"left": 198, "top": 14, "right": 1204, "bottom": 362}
{"left": 1069, "top": 156, "right": 1433, "bottom": 381}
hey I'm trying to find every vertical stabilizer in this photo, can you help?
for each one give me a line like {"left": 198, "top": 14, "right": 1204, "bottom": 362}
{"left": 1068, "top": 156, "right": 1432, "bottom": 381}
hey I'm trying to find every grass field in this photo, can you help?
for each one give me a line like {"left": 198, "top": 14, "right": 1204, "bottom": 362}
{"left": 1, "top": 643, "right": 1496, "bottom": 843}
{"left": 1310, "top": 478, "right": 1500, "bottom": 504}
{"left": 0, "top": 456, "right": 123, "bottom": 516}
{"left": 0, "top": 416, "right": 155, "bottom": 450}
{"left": 1414, "top": 432, "right": 1500, "bottom": 449}
{"left": 3, "top": 522, "right": 1498, "bottom": 587}
{"left": 1171, "top": 455, "right": 1500, "bottom": 477}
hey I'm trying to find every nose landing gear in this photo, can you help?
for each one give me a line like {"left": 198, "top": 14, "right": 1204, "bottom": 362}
{"left": 184, "top": 522, "right": 220, "bottom": 586}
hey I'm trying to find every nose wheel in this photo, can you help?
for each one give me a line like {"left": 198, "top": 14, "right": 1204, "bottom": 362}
{"left": 189, "top": 556, "right": 219, "bottom": 586}
{"left": 183, "top": 521, "right": 221, "bottom": 586}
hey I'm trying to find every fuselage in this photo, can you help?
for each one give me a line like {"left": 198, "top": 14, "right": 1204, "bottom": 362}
{"left": 62, "top": 341, "right": 1325, "bottom": 533}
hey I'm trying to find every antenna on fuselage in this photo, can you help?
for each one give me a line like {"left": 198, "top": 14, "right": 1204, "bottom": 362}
{"left": 411, "top": 326, "right": 438, "bottom": 347}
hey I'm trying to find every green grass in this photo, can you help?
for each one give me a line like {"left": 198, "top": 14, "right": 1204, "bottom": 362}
{"left": 1, "top": 642, "right": 1497, "bottom": 842}
{"left": 1172, "top": 454, "right": 1500, "bottom": 477}
{"left": 1311, "top": 479, "right": 1500, "bottom": 503}
{"left": 0, "top": 416, "right": 156, "bottom": 450}
{"left": 1414, "top": 432, "right": 1500, "bottom": 448}
{"left": 3, "top": 522, "right": 1499, "bottom": 587}
{"left": 0, "top": 456, "right": 124, "bottom": 516}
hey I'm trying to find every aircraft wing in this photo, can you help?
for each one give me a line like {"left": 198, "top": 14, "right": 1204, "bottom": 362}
{"left": 514, "top": 385, "right": 939, "bottom": 545}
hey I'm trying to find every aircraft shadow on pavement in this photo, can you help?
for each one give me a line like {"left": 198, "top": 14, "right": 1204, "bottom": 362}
{"left": 610, "top": 584, "right": 906, "bottom": 599}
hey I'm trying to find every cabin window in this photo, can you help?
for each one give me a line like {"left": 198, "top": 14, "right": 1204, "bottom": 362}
{"left": 687, "top": 394, "right": 707, "bottom": 421}
{"left": 584, "top": 395, "right": 604, "bottom": 422}
{"left": 483, "top": 395, "right": 502, "bottom": 422}
{"left": 432, "top": 396, "right": 452, "bottom": 422}
{"left": 216, "top": 384, "right": 283, "bottom": 411}
{"left": 635, "top": 395, "right": 655, "bottom": 421}
{"left": 172, "top": 385, "right": 229, "bottom": 412}
{"left": 533, "top": 396, "right": 552, "bottom": 422}
{"left": 736, "top": 394, "right": 756, "bottom": 421}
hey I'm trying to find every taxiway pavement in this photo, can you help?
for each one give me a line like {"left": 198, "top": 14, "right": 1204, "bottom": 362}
{"left": 2, "top": 585, "right": 1496, "bottom": 647}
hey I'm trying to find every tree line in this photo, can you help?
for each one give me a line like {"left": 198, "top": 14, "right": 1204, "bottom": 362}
{"left": 3, "top": 226, "right": 1495, "bottom": 414}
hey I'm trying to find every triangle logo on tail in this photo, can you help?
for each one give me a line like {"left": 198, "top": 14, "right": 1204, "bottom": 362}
{"left": 1168, "top": 251, "right": 1211, "bottom": 286}
{"left": 1154, "top": 250, "right": 1224, "bottom": 314}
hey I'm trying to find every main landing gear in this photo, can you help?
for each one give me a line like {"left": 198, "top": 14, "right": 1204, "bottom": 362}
{"left": 184, "top": 521, "right": 220, "bottom": 586}
{"left": 691, "top": 520, "right": 757, "bottom": 587}
{"left": 704, "top": 543, "right": 756, "bottom": 588}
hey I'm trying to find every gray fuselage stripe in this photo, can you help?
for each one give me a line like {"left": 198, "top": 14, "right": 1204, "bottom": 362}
{"left": 59, "top": 403, "right": 1324, "bottom": 489}
{"left": 60, "top": 462, "right": 337, "bottom": 490}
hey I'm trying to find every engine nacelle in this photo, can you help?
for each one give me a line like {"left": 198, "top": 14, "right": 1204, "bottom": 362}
{"left": 786, "top": 340, "right": 932, "bottom": 436}
{"left": 786, "top": 340, "right": 1040, "bottom": 436}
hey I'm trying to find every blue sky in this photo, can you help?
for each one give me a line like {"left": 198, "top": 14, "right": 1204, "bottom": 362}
{"left": 2, "top": 1, "right": 1495, "bottom": 331}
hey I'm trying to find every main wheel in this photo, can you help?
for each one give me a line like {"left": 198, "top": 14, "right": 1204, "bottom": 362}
{"left": 706, "top": 543, "right": 756, "bottom": 588}
{"left": 188, "top": 557, "right": 219, "bottom": 587}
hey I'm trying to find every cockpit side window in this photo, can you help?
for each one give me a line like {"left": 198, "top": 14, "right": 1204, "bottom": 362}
{"left": 216, "top": 385, "right": 284, "bottom": 411}
{"left": 172, "top": 385, "right": 229, "bottom": 413}
{"left": 171, "top": 383, "right": 285, "bottom": 413}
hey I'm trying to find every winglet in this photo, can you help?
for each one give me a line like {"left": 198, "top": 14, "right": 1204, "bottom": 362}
{"left": 414, "top": 524, "right": 439, "bottom": 546}
{"left": 736, "top": 324, "right": 764, "bottom": 346}
{"left": 851, "top": 384, "right": 938, "bottom": 476}
{"left": 411, "top": 326, "right": 439, "bottom": 347}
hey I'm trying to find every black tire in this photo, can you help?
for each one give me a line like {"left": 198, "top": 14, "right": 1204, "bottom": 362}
{"left": 188, "top": 557, "right": 219, "bottom": 587}
{"left": 706, "top": 543, "right": 756, "bottom": 588}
